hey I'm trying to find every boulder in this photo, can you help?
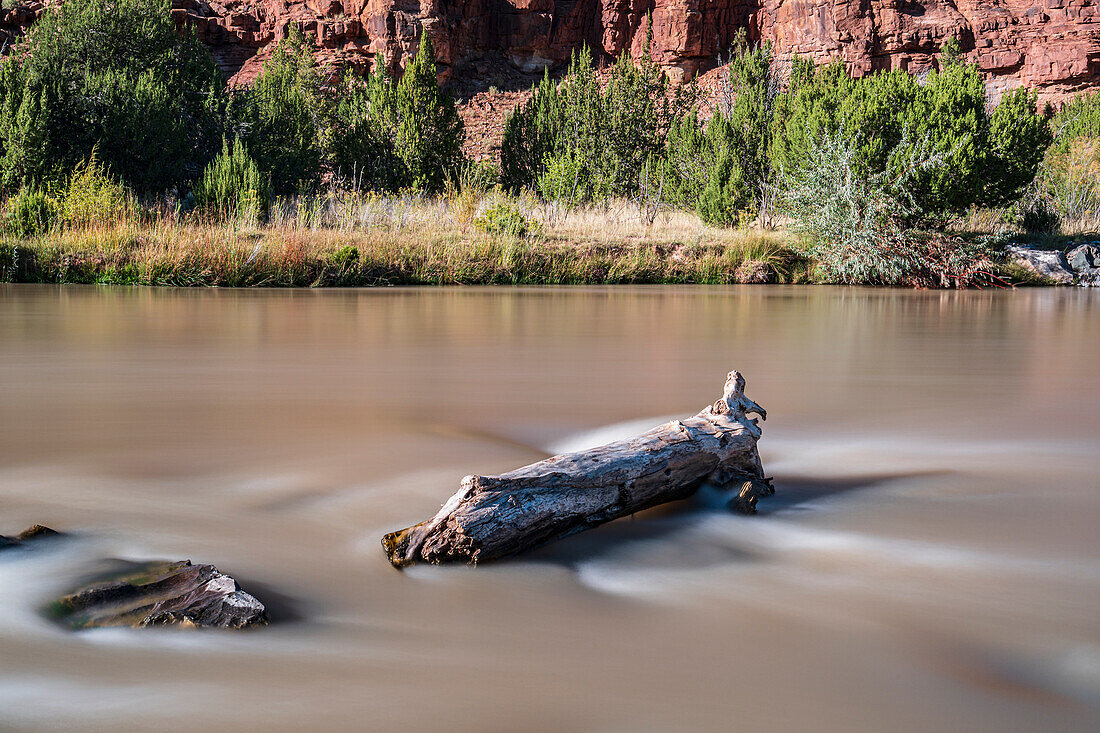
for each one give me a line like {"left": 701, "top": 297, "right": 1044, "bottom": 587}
{"left": 48, "top": 560, "right": 268, "bottom": 630}
{"left": 1066, "top": 244, "right": 1100, "bottom": 273}
{"left": 1005, "top": 246, "right": 1075, "bottom": 285}
{"left": 0, "top": 524, "right": 63, "bottom": 550}
{"left": 1075, "top": 266, "right": 1100, "bottom": 287}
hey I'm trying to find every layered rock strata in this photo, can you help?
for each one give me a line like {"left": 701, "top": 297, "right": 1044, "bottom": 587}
{"left": 2, "top": 1, "right": 1097, "bottom": 100}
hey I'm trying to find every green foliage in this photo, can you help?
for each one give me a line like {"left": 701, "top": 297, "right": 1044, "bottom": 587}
{"left": 777, "top": 129, "right": 910, "bottom": 284}
{"left": 231, "top": 29, "right": 325, "bottom": 195}
{"left": 769, "top": 51, "right": 1050, "bottom": 224}
{"left": 60, "top": 154, "right": 133, "bottom": 228}
{"left": 1050, "top": 91, "right": 1100, "bottom": 151}
{"left": 500, "top": 68, "right": 563, "bottom": 192}
{"left": 474, "top": 201, "right": 533, "bottom": 237}
{"left": 0, "top": 0, "right": 223, "bottom": 194}
{"left": 940, "top": 37, "right": 963, "bottom": 67}
{"left": 389, "top": 34, "right": 465, "bottom": 192}
{"left": 662, "top": 36, "right": 776, "bottom": 225}
{"left": 322, "top": 35, "right": 464, "bottom": 193}
{"left": 501, "top": 45, "right": 691, "bottom": 202}
{"left": 776, "top": 129, "right": 996, "bottom": 286}
{"left": 3, "top": 186, "right": 60, "bottom": 238}
{"left": 984, "top": 87, "right": 1052, "bottom": 206}
{"left": 1040, "top": 136, "right": 1100, "bottom": 225}
{"left": 1028, "top": 91, "right": 1100, "bottom": 231}
{"left": 193, "top": 138, "right": 269, "bottom": 223}
{"left": 325, "top": 65, "right": 404, "bottom": 191}
{"left": 330, "top": 245, "right": 360, "bottom": 269}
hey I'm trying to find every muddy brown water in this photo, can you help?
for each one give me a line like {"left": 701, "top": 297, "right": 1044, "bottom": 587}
{"left": 1, "top": 284, "right": 1098, "bottom": 732}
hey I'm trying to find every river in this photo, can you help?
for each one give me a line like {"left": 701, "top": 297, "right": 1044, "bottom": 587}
{"left": 1, "top": 284, "right": 1098, "bottom": 732}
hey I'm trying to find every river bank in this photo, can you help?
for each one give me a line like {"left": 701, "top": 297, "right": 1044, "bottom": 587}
{"left": 3, "top": 221, "right": 1092, "bottom": 288}
{"left": 0, "top": 222, "right": 811, "bottom": 287}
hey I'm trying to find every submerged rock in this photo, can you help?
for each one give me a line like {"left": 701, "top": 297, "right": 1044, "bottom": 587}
{"left": 0, "top": 525, "right": 63, "bottom": 550}
{"left": 49, "top": 560, "right": 268, "bottom": 630}
{"left": 1005, "top": 246, "right": 1075, "bottom": 284}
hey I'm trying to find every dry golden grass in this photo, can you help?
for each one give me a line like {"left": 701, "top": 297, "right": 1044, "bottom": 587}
{"left": 1, "top": 193, "right": 811, "bottom": 286}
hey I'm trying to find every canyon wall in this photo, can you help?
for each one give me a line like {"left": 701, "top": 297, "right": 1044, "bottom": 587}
{"left": 2, "top": 0, "right": 1097, "bottom": 101}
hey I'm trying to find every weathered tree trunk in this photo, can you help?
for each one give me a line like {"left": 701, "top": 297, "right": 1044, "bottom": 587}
{"left": 382, "top": 371, "right": 771, "bottom": 567}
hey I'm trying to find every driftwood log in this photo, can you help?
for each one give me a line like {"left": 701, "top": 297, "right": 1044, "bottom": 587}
{"left": 383, "top": 370, "right": 771, "bottom": 567}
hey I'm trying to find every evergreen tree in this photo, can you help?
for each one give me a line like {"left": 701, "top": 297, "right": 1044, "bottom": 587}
{"left": 231, "top": 28, "right": 326, "bottom": 195}
{"left": 981, "top": 87, "right": 1051, "bottom": 206}
{"left": 193, "top": 138, "right": 269, "bottom": 222}
{"left": 325, "top": 36, "right": 464, "bottom": 193}
{"left": 391, "top": 33, "right": 465, "bottom": 192}
{"left": 0, "top": 0, "right": 223, "bottom": 194}
{"left": 325, "top": 64, "right": 404, "bottom": 191}
{"left": 662, "top": 37, "right": 777, "bottom": 225}
{"left": 769, "top": 46, "right": 1049, "bottom": 223}
{"left": 500, "top": 69, "right": 562, "bottom": 192}
{"left": 500, "top": 42, "right": 689, "bottom": 202}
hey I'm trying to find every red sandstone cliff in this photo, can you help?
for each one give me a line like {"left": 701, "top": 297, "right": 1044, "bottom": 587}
{"left": 3, "top": 0, "right": 1097, "bottom": 101}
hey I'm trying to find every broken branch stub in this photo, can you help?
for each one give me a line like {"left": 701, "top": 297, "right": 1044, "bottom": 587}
{"left": 382, "top": 370, "right": 771, "bottom": 567}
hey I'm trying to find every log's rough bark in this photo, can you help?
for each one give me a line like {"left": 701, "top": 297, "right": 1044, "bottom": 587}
{"left": 383, "top": 371, "right": 771, "bottom": 567}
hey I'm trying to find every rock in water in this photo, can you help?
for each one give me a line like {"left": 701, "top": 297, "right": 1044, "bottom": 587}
{"left": 49, "top": 560, "right": 268, "bottom": 630}
{"left": 0, "top": 525, "right": 63, "bottom": 550}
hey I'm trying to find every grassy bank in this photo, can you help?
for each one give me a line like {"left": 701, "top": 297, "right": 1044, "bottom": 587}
{"left": 0, "top": 210, "right": 815, "bottom": 287}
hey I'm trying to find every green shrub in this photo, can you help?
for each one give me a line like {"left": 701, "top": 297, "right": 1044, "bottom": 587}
{"left": 777, "top": 129, "right": 910, "bottom": 284}
{"left": 389, "top": 34, "right": 465, "bottom": 192}
{"left": 230, "top": 28, "right": 325, "bottom": 195}
{"left": 60, "top": 154, "right": 133, "bottom": 228}
{"left": 1033, "top": 93, "right": 1100, "bottom": 231}
{"left": 500, "top": 68, "right": 563, "bottom": 193}
{"left": 663, "top": 100, "right": 764, "bottom": 226}
{"left": 322, "top": 35, "right": 464, "bottom": 194}
{"left": 1040, "top": 135, "right": 1100, "bottom": 227}
{"left": 673, "top": 36, "right": 778, "bottom": 225}
{"left": 475, "top": 201, "right": 532, "bottom": 237}
{"left": 324, "top": 65, "right": 405, "bottom": 191}
{"left": 0, "top": 0, "right": 223, "bottom": 194}
{"left": 330, "top": 245, "right": 360, "bottom": 269}
{"left": 1050, "top": 91, "right": 1100, "bottom": 154}
{"left": 777, "top": 128, "right": 997, "bottom": 286}
{"left": 501, "top": 42, "right": 692, "bottom": 202}
{"left": 769, "top": 45, "right": 1050, "bottom": 224}
{"left": 984, "top": 87, "right": 1052, "bottom": 206}
{"left": 3, "top": 187, "right": 60, "bottom": 237}
{"left": 193, "top": 138, "right": 269, "bottom": 223}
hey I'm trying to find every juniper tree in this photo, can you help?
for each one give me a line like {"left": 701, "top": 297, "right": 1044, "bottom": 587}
{"left": 500, "top": 42, "right": 689, "bottom": 203}
{"left": 390, "top": 34, "right": 465, "bottom": 192}
{"left": 770, "top": 43, "right": 1050, "bottom": 224}
{"left": 231, "top": 28, "right": 326, "bottom": 195}
{"left": 0, "top": 0, "right": 223, "bottom": 193}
